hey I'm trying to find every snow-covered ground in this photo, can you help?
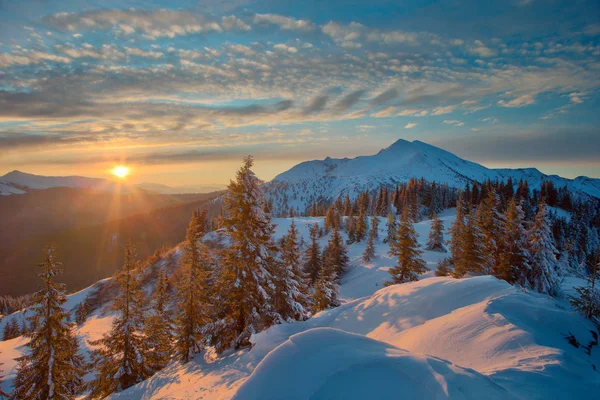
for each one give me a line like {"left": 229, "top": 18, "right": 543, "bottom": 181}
{"left": 1, "top": 210, "right": 598, "bottom": 399}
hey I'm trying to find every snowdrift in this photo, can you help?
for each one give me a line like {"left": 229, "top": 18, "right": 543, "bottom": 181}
{"left": 234, "top": 328, "right": 515, "bottom": 400}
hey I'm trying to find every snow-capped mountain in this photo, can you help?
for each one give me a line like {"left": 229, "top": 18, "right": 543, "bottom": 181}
{"left": 0, "top": 170, "right": 123, "bottom": 193}
{"left": 265, "top": 139, "right": 600, "bottom": 215}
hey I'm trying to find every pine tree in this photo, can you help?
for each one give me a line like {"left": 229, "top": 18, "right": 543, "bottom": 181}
{"left": 89, "top": 242, "right": 151, "bottom": 398}
{"left": 216, "top": 156, "right": 279, "bottom": 350}
{"left": 454, "top": 213, "right": 487, "bottom": 277}
{"left": 274, "top": 221, "right": 311, "bottom": 321}
{"left": 426, "top": 213, "right": 446, "bottom": 252}
{"left": 448, "top": 193, "right": 466, "bottom": 274}
{"left": 323, "top": 228, "right": 349, "bottom": 279}
{"left": 386, "top": 208, "right": 427, "bottom": 285}
{"left": 174, "top": 213, "right": 213, "bottom": 363}
{"left": 355, "top": 211, "right": 368, "bottom": 242}
{"left": 2, "top": 319, "right": 20, "bottom": 341}
{"left": 528, "top": 202, "right": 560, "bottom": 295}
{"left": 74, "top": 299, "right": 90, "bottom": 326}
{"left": 569, "top": 247, "right": 600, "bottom": 324}
{"left": 304, "top": 224, "right": 322, "bottom": 285}
{"left": 313, "top": 233, "right": 341, "bottom": 312}
{"left": 0, "top": 352, "right": 8, "bottom": 399}
{"left": 11, "top": 247, "right": 86, "bottom": 400}
{"left": 494, "top": 199, "right": 530, "bottom": 285}
{"left": 435, "top": 257, "right": 452, "bottom": 277}
{"left": 346, "top": 215, "right": 357, "bottom": 244}
{"left": 324, "top": 206, "right": 341, "bottom": 233}
{"left": 145, "top": 268, "right": 174, "bottom": 371}
{"left": 384, "top": 213, "right": 396, "bottom": 244}
{"left": 362, "top": 217, "right": 378, "bottom": 262}
{"left": 476, "top": 191, "right": 505, "bottom": 274}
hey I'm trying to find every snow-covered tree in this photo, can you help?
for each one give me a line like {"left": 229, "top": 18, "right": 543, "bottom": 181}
{"left": 0, "top": 352, "right": 8, "bottom": 399}
{"left": 448, "top": 193, "right": 466, "bottom": 272}
{"left": 435, "top": 257, "right": 453, "bottom": 277}
{"left": 216, "top": 156, "right": 279, "bottom": 350}
{"left": 528, "top": 202, "right": 560, "bottom": 295}
{"left": 74, "top": 299, "right": 90, "bottom": 326}
{"left": 2, "top": 319, "right": 20, "bottom": 341}
{"left": 386, "top": 207, "right": 427, "bottom": 285}
{"left": 11, "top": 247, "right": 86, "bottom": 400}
{"left": 384, "top": 213, "right": 396, "bottom": 244}
{"left": 323, "top": 228, "right": 349, "bottom": 279}
{"left": 454, "top": 213, "right": 487, "bottom": 278}
{"left": 174, "top": 213, "right": 213, "bottom": 363}
{"left": 426, "top": 213, "right": 446, "bottom": 252}
{"left": 569, "top": 247, "right": 600, "bottom": 324}
{"left": 363, "top": 217, "right": 378, "bottom": 262}
{"left": 274, "top": 221, "right": 311, "bottom": 321}
{"left": 89, "top": 242, "right": 152, "bottom": 398}
{"left": 476, "top": 191, "right": 504, "bottom": 273}
{"left": 494, "top": 199, "right": 530, "bottom": 286}
{"left": 304, "top": 224, "right": 322, "bottom": 285}
{"left": 145, "top": 268, "right": 174, "bottom": 371}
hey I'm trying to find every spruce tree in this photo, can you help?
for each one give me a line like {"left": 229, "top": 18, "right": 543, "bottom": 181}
{"left": 355, "top": 211, "right": 368, "bottom": 242}
{"left": 426, "top": 213, "right": 446, "bottom": 252}
{"left": 384, "top": 213, "right": 396, "bottom": 244}
{"left": 0, "top": 353, "right": 7, "bottom": 399}
{"left": 304, "top": 224, "right": 322, "bottom": 285}
{"left": 174, "top": 213, "right": 213, "bottom": 363}
{"left": 274, "top": 221, "right": 311, "bottom": 321}
{"left": 346, "top": 215, "right": 357, "bottom": 244}
{"left": 145, "top": 268, "right": 174, "bottom": 371}
{"left": 74, "top": 300, "right": 90, "bottom": 326}
{"left": 386, "top": 208, "right": 427, "bottom": 285}
{"left": 448, "top": 193, "right": 466, "bottom": 273}
{"left": 454, "top": 213, "right": 487, "bottom": 277}
{"left": 569, "top": 247, "right": 600, "bottom": 324}
{"left": 435, "top": 257, "right": 453, "bottom": 277}
{"left": 476, "top": 191, "right": 504, "bottom": 274}
{"left": 313, "top": 237, "right": 340, "bottom": 312}
{"left": 363, "top": 217, "right": 378, "bottom": 262}
{"left": 323, "top": 228, "right": 349, "bottom": 279}
{"left": 216, "top": 156, "right": 279, "bottom": 350}
{"left": 528, "top": 202, "right": 560, "bottom": 295}
{"left": 2, "top": 319, "right": 20, "bottom": 341}
{"left": 89, "top": 242, "right": 151, "bottom": 398}
{"left": 11, "top": 247, "right": 86, "bottom": 400}
{"left": 494, "top": 199, "right": 530, "bottom": 285}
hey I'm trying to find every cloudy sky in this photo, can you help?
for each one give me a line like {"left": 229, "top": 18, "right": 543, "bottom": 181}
{"left": 1, "top": 0, "right": 599, "bottom": 184}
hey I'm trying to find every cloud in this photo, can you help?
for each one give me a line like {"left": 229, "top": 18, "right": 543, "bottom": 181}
{"left": 273, "top": 44, "right": 298, "bottom": 53}
{"left": 253, "top": 14, "right": 315, "bottom": 31}
{"left": 468, "top": 40, "right": 497, "bottom": 57}
{"left": 404, "top": 123, "right": 417, "bottom": 129}
{"left": 443, "top": 119, "right": 464, "bottom": 126}
{"left": 303, "top": 95, "right": 328, "bottom": 115}
{"left": 332, "top": 89, "right": 367, "bottom": 113}
{"left": 432, "top": 105, "right": 456, "bottom": 115}
{"left": 0, "top": 50, "right": 71, "bottom": 67}
{"left": 497, "top": 94, "right": 535, "bottom": 107}
{"left": 370, "top": 88, "right": 400, "bottom": 107}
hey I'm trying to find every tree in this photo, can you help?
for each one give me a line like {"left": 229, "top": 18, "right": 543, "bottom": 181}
{"left": 323, "top": 228, "right": 349, "bottom": 279}
{"left": 569, "top": 247, "right": 600, "bottom": 324}
{"left": 454, "top": 213, "right": 487, "bottom": 277}
{"left": 363, "top": 217, "right": 378, "bottom": 262}
{"left": 528, "top": 202, "right": 560, "bottom": 295}
{"left": 426, "top": 213, "right": 446, "bottom": 252}
{"left": 476, "top": 191, "right": 504, "bottom": 274}
{"left": 89, "top": 242, "right": 151, "bottom": 398}
{"left": 304, "top": 224, "right": 322, "bottom": 285}
{"left": 494, "top": 199, "right": 529, "bottom": 285}
{"left": 2, "top": 319, "right": 20, "bottom": 341}
{"left": 0, "top": 352, "right": 9, "bottom": 399}
{"left": 386, "top": 208, "right": 427, "bottom": 285}
{"left": 11, "top": 247, "right": 86, "bottom": 400}
{"left": 435, "top": 257, "right": 453, "bottom": 277}
{"left": 174, "top": 213, "right": 213, "bottom": 363}
{"left": 215, "top": 156, "right": 279, "bottom": 351}
{"left": 145, "top": 268, "right": 174, "bottom": 371}
{"left": 74, "top": 299, "right": 91, "bottom": 326}
{"left": 384, "top": 213, "right": 396, "bottom": 244}
{"left": 355, "top": 211, "right": 368, "bottom": 242}
{"left": 274, "top": 221, "right": 311, "bottom": 321}
{"left": 324, "top": 206, "right": 341, "bottom": 233}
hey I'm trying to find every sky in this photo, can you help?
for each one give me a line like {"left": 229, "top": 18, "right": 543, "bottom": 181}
{"left": 0, "top": 0, "right": 599, "bottom": 185}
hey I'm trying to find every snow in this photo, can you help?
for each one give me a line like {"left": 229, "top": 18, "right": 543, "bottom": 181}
{"left": 1, "top": 211, "right": 598, "bottom": 399}
{"left": 0, "top": 182, "right": 25, "bottom": 196}
{"left": 233, "top": 328, "right": 516, "bottom": 400}
{"left": 0, "top": 170, "right": 127, "bottom": 194}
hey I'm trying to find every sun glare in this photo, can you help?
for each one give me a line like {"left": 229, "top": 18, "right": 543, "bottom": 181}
{"left": 111, "top": 165, "right": 130, "bottom": 178}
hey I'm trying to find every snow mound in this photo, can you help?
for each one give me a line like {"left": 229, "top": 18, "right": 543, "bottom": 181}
{"left": 234, "top": 328, "right": 515, "bottom": 400}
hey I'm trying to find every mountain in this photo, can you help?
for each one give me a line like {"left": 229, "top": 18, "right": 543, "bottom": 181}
{"left": 265, "top": 139, "right": 600, "bottom": 215}
{"left": 0, "top": 170, "right": 226, "bottom": 195}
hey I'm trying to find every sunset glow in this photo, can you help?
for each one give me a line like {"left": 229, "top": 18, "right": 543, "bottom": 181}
{"left": 111, "top": 166, "right": 130, "bottom": 179}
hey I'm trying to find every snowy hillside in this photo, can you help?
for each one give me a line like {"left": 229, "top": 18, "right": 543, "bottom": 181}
{"left": 2, "top": 212, "right": 597, "bottom": 399}
{"left": 0, "top": 170, "right": 122, "bottom": 193}
{"left": 265, "top": 139, "right": 600, "bottom": 215}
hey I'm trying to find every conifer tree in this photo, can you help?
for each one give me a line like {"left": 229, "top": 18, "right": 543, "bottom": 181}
{"left": 89, "top": 242, "right": 151, "bottom": 398}
{"left": 11, "top": 247, "right": 86, "bottom": 400}
{"left": 386, "top": 208, "right": 427, "bottom": 285}
{"left": 454, "top": 213, "right": 487, "bottom": 277}
{"left": 145, "top": 268, "right": 174, "bottom": 371}
{"left": 435, "top": 258, "right": 452, "bottom": 277}
{"left": 74, "top": 300, "right": 90, "bottom": 326}
{"left": 323, "top": 228, "right": 349, "bottom": 279}
{"left": 384, "top": 213, "right": 396, "bottom": 244}
{"left": 528, "top": 202, "right": 560, "bottom": 295}
{"left": 363, "top": 217, "right": 378, "bottom": 263}
{"left": 476, "top": 191, "right": 504, "bottom": 273}
{"left": 274, "top": 221, "right": 311, "bottom": 321}
{"left": 347, "top": 215, "right": 357, "bottom": 244}
{"left": 2, "top": 319, "right": 20, "bottom": 341}
{"left": 313, "top": 233, "right": 340, "bottom": 312}
{"left": 426, "top": 213, "right": 446, "bottom": 252}
{"left": 355, "top": 211, "right": 368, "bottom": 242}
{"left": 494, "top": 199, "right": 529, "bottom": 285}
{"left": 216, "top": 156, "right": 279, "bottom": 350}
{"left": 569, "top": 247, "right": 600, "bottom": 324}
{"left": 304, "top": 224, "right": 322, "bottom": 285}
{"left": 324, "top": 206, "right": 341, "bottom": 233}
{"left": 174, "top": 213, "right": 213, "bottom": 363}
{"left": 343, "top": 194, "right": 352, "bottom": 216}
{"left": 0, "top": 353, "right": 7, "bottom": 399}
{"left": 448, "top": 193, "right": 466, "bottom": 272}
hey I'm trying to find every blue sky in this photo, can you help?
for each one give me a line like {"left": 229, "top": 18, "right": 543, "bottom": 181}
{"left": 0, "top": 0, "right": 599, "bottom": 184}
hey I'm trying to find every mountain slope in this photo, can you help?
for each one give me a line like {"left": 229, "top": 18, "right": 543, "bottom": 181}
{"left": 265, "top": 139, "right": 600, "bottom": 215}
{"left": 0, "top": 170, "right": 121, "bottom": 192}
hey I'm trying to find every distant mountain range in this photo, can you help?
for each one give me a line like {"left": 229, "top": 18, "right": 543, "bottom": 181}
{"left": 265, "top": 139, "right": 600, "bottom": 215}
{"left": 0, "top": 170, "right": 227, "bottom": 195}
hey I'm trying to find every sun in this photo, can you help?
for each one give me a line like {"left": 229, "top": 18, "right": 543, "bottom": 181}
{"left": 111, "top": 165, "right": 130, "bottom": 178}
